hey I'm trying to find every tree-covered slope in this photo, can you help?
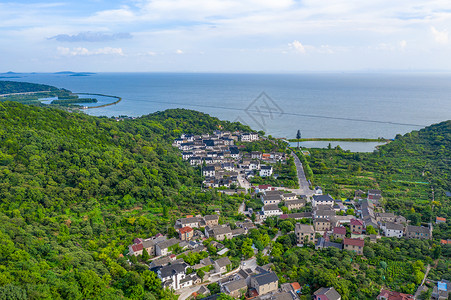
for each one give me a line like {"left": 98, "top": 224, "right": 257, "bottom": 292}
{"left": 0, "top": 102, "right": 249, "bottom": 299}
{"left": 0, "top": 81, "right": 59, "bottom": 94}
{"left": 301, "top": 120, "right": 451, "bottom": 238}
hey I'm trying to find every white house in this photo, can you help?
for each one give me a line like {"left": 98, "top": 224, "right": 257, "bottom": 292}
{"left": 261, "top": 204, "right": 283, "bottom": 220}
{"left": 158, "top": 263, "right": 192, "bottom": 290}
{"left": 182, "top": 152, "right": 194, "bottom": 160}
{"left": 240, "top": 133, "right": 259, "bottom": 142}
{"left": 203, "top": 166, "right": 216, "bottom": 177}
{"left": 261, "top": 194, "right": 282, "bottom": 205}
{"left": 381, "top": 222, "right": 404, "bottom": 238}
{"left": 249, "top": 160, "right": 261, "bottom": 170}
{"left": 312, "top": 194, "right": 334, "bottom": 207}
{"left": 259, "top": 165, "right": 273, "bottom": 177}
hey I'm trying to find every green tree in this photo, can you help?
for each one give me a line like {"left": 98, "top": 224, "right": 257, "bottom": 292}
{"left": 366, "top": 225, "right": 377, "bottom": 235}
{"left": 141, "top": 270, "right": 161, "bottom": 293}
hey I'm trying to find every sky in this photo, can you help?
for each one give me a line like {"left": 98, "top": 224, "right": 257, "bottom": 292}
{"left": 1, "top": 0, "right": 451, "bottom": 72}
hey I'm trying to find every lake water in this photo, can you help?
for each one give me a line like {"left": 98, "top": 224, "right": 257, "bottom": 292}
{"left": 2, "top": 73, "right": 451, "bottom": 141}
{"left": 289, "top": 141, "right": 387, "bottom": 152}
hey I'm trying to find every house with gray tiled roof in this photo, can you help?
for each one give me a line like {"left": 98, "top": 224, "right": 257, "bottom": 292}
{"left": 405, "top": 225, "right": 432, "bottom": 240}
{"left": 295, "top": 223, "right": 316, "bottom": 244}
{"left": 314, "top": 287, "right": 341, "bottom": 300}
{"left": 250, "top": 271, "right": 279, "bottom": 296}
{"left": 214, "top": 257, "right": 232, "bottom": 273}
{"left": 220, "top": 279, "right": 248, "bottom": 298}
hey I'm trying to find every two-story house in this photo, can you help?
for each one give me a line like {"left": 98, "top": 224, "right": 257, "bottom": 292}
{"left": 295, "top": 223, "right": 316, "bottom": 244}
{"left": 350, "top": 219, "right": 365, "bottom": 234}
{"left": 204, "top": 215, "right": 220, "bottom": 227}
{"left": 176, "top": 217, "right": 201, "bottom": 228}
{"left": 178, "top": 226, "right": 194, "bottom": 241}
{"left": 381, "top": 222, "right": 404, "bottom": 238}
{"left": 155, "top": 238, "right": 180, "bottom": 256}
{"left": 343, "top": 238, "right": 364, "bottom": 255}
{"left": 207, "top": 225, "right": 233, "bottom": 241}
{"left": 220, "top": 279, "right": 247, "bottom": 298}
{"left": 261, "top": 204, "right": 283, "bottom": 220}
{"left": 214, "top": 257, "right": 232, "bottom": 273}
{"left": 250, "top": 271, "right": 279, "bottom": 296}
{"left": 405, "top": 225, "right": 432, "bottom": 240}
{"left": 259, "top": 165, "right": 273, "bottom": 177}
{"left": 312, "top": 194, "right": 334, "bottom": 207}
{"left": 158, "top": 263, "right": 191, "bottom": 290}
{"left": 261, "top": 194, "right": 282, "bottom": 205}
{"left": 285, "top": 199, "right": 306, "bottom": 211}
{"left": 332, "top": 226, "right": 347, "bottom": 240}
{"left": 314, "top": 218, "right": 331, "bottom": 232}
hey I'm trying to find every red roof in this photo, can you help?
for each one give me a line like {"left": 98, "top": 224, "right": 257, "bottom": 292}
{"left": 131, "top": 243, "right": 143, "bottom": 252}
{"left": 279, "top": 214, "right": 289, "bottom": 219}
{"left": 440, "top": 239, "right": 451, "bottom": 244}
{"left": 436, "top": 217, "right": 446, "bottom": 222}
{"left": 377, "top": 289, "right": 414, "bottom": 300}
{"left": 344, "top": 238, "right": 364, "bottom": 247}
{"left": 350, "top": 219, "right": 364, "bottom": 226}
{"left": 258, "top": 184, "right": 272, "bottom": 189}
{"left": 291, "top": 282, "right": 301, "bottom": 291}
{"left": 179, "top": 226, "right": 194, "bottom": 234}
{"left": 333, "top": 227, "right": 347, "bottom": 235}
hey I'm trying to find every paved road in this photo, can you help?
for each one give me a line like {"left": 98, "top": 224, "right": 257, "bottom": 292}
{"left": 237, "top": 170, "right": 251, "bottom": 191}
{"left": 238, "top": 201, "right": 246, "bottom": 215}
{"left": 289, "top": 150, "right": 314, "bottom": 196}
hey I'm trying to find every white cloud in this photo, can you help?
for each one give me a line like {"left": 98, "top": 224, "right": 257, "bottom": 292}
{"left": 289, "top": 40, "right": 306, "bottom": 54}
{"left": 57, "top": 46, "right": 124, "bottom": 56}
{"left": 175, "top": 49, "right": 184, "bottom": 54}
{"left": 399, "top": 40, "right": 407, "bottom": 49}
{"left": 431, "top": 26, "right": 448, "bottom": 44}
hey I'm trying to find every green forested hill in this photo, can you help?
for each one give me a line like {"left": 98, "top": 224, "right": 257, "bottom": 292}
{"left": 0, "top": 102, "right": 250, "bottom": 299}
{"left": 0, "top": 81, "right": 59, "bottom": 94}
{"left": 299, "top": 120, "right": 451, "bottom": 238}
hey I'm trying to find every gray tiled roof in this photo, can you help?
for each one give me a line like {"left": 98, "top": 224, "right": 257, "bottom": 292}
{"left": 384, "top": 222, "right": 404, "bottom": 231}
{"left": 159, "top": 263, "right": 187, "bottom": 278}
{"left": 314, "top": 287, "right": 341, "bottom": 300}
{"left": 252, "top": 271, "right": 278, "bottom": 286}
{"left": 156, "top": 238, "right": 179, "bottom": 250}
{"left": 223, "top": 278, "right": 247, "bottom": 292}
{"left": 215, "top": 257, "right": 232, "bottom": 268}
{"left": 295, "top": 223, "right": 315, "bottom": 234}
{"left": 313, "top": 194, "right": 334, "bottom": 202}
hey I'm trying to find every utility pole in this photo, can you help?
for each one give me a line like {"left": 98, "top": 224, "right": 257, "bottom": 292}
{"left": 296, "top": 130, "right": 301, "bottom": 149}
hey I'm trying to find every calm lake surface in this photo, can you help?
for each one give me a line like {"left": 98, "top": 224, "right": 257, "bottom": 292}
{"left": 3, "top": 73, "right": 451, "bottom": 145}
{"left": 289, "top": 141, "right": 387, "bottom": 152}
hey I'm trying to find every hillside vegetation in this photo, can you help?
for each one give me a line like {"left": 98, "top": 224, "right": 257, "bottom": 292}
{"left": 0, "top": 102, "right": 250, "bottom": 299}
{"left": 296, "top": 120, "right": 451, "bottom": 239}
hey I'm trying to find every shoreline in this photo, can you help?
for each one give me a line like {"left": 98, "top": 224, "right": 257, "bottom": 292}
{"left": 287, "top": 138, "right": 391, "bottom": 142}
{"left": 76, "top": 92, "right": 121, "bottom": 109}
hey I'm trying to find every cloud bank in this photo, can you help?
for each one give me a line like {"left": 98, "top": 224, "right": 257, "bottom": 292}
{"left": 50, "top": 32, "right": 132, "bottom": 42}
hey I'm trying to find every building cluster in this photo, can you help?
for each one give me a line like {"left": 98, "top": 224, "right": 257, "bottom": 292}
{"left": 356, "top": 190, "right": 433, "bottom": 240}
{"left": 174, "top": 131, "right": 286, "bottom": 188}
{"left": 257, "top": 188, "right": 306, "bottom": 221}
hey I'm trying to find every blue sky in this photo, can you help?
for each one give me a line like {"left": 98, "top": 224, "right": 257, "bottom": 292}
{"left": 1, "top": 0, "right": 451, "bottom": 72}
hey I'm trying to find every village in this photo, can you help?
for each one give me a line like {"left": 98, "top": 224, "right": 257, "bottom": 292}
{"left": 125, "top": 131, "right": 449, "bottom": 300}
